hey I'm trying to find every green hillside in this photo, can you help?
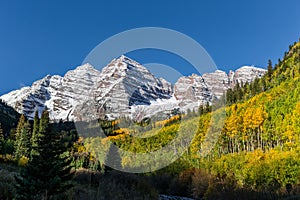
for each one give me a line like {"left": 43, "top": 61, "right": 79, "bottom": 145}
{"left": 81, "top": 40, "right": 300, "bottom": 198}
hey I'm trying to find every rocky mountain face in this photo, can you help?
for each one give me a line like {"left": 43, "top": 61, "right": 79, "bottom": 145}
{"left": 1, "top": 64, "right": 102, "bottom": 120}
{"left": 0, "top": 56, "right": 266, "bottom": 121}
{"left": 173, "top": 66, "right": 266, "bottom": 110}
{"left": 174, "top": 74, "right": 211, "bottom": 110}
{"left": 73, "top": 56, "right": 173, "bottom": 121}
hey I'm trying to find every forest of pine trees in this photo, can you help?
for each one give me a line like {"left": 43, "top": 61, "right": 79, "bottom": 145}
{"left": 0, "top": 111, "right": 75, "bottom": 199}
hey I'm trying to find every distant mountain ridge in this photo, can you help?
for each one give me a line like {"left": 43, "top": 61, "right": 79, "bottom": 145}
{"left": 0, "top": 56, "right": 266, "bottom": 121}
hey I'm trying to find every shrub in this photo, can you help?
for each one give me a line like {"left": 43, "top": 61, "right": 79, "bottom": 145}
{"left": 18, "top": 156, "right": 29, "bottom": 166}
{"left": 0, "top": 169, "right": 17, "bottom": 199}
{"left": 191, "top": 169, "right": 213, "bottom": 199}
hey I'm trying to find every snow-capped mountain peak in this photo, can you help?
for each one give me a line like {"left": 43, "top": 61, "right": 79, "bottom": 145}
{"left": 73, "top": 63, "right": 96, "bottom": 71}
{"left": 0, "top": 57, "right": 266, "bottom": 121}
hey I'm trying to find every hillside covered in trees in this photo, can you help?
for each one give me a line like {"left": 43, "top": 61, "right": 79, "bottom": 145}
{"left": 0, "top": 40, "right": 299, "bottom": 199}
{"left": 81, "top": 40, "right": 300, "bottom": 199}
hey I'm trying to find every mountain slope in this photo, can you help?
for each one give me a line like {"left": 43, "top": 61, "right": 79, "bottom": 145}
{"left": 94, "top": 41, "right": 300, "bottom": 193}
{"left": 74, "top": 56, "right": 174, "bottom": 121}
{"left": 0, "top": 56, "right": 266, "bottom": 121}
{"left": 0, "top": 100, "right": 20, "bottom": 135}
{"left": 1, "top": 64, "right": 102, "bottom": 120}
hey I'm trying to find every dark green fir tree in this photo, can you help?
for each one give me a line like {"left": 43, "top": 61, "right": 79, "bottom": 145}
{"left": 15, "top": 115, "right": 31, "bottom": 160}
{"left": 30, "top": 111, "right": 39, "bottom": 159}
{"left": 0, "top": 123, "right": 4, "bottom": 153}
{"left": 15, "top": 110, "right": 73, "bottom": 200}
{"left": 267, "top": 59, "right": 273, "bottom": 78}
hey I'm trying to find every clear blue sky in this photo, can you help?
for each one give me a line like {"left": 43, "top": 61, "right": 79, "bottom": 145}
{"left": 0, "top": 0, "right": 300, "bottom": 95}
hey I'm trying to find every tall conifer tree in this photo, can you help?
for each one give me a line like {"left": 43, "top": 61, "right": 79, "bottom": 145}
{"left": 15, "top": 110, "right": 73, "bottom": 200}
{"left": 30, "top": 111, "right": 39, "bottom": 159}
{"left": 15, "top": 115, "right": 31, "bottom": 160}
{"left": 267, "top": 59, "right": 273, "bottom": 78}
{"left": 0, "top": 123, "right": 4, "bottom": 153}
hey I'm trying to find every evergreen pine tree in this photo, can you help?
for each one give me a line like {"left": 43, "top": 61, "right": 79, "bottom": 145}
{"left": 30, "top": 111, "right": 39, "bottom": 159}
{"left": 251, "top": 78, "right": 260, "bottom": 96}
{"left": 0, "top": 123, "right": 4, "bottom": 153}
{"left": 243, "top": 82, "right": 249, "bottom": 98}
{"left": 267, "top": 59, "right": 273, "bottom": 78}
{"left": 226, "top": 88, "right": 233, "bottom": 105}
{"left": 261, "top": 78, "right": 267, "bottom": 91}
{"left": 15, "top": 115, "right": 31, "bottom": 160}
{"left": 198, "top": 105, "right": 204, "bottom": 115}
{"left": 15, "top": 115, "right": 26, "bottom": 140}
{"left": 235, "top": 81, "right": 243, "bottom": 101}
{"left": 0, "top": 122, "right": 3, "bottom": 140}
{"left": 205, "top": 101, "right": 211, "bottom": 113}
{"left": 15, "top": 110, "right": 73, "bottom": 200}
